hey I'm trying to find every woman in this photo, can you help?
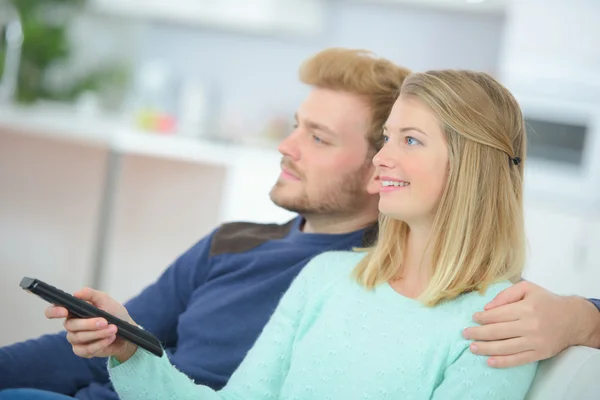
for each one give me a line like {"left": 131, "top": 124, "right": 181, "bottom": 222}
{"left": 62, "top": 69, "right": 537, "bottom": 399}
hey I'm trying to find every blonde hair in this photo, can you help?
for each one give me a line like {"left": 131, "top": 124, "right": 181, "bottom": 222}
{"left": 353, "top": 70, "right": 527, "bottom": 306}
{"left": 299, "top": 48, "right": 412, "bottom": 151}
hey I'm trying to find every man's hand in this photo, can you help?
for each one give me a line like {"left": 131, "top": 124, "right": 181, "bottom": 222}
{"left": 45, "top": 287, "right": 139, "bottom": 363}
{"left": 463, "top": 281, "right": 600, "bottom": 368}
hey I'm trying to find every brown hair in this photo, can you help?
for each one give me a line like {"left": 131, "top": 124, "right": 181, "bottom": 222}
{"left": 299, "top": 48, "right": 411, "bottom": 151}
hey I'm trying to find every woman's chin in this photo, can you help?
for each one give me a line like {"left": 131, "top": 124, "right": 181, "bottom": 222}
{"left": 379, "top": 209, "right": 408, "bottom": 222}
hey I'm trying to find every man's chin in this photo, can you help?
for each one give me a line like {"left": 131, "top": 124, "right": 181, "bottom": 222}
{"left": 269, "top": 192, "right": 306, "bottom": 214}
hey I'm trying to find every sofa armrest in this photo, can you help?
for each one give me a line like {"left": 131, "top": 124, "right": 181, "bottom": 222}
{"left": 526, "top": 346, "right": 600, "bottom": 400}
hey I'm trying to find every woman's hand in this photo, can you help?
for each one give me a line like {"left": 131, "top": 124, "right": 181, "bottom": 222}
{"left": 45, "top": 287, "right": 139, "bottom": 363}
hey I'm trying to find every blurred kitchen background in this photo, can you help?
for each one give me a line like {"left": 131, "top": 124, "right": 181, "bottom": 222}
{"left": 0, "top": 0, "right": 598, "bottom": 346}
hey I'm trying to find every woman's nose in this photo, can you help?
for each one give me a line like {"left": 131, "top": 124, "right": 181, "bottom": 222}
{"left": 372, "top": 146, "right": 395, "bottom": 169}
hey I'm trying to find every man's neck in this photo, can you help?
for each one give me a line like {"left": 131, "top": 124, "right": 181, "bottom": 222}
{"left": 301, "top": 213, "right": 378, "bottom": 235}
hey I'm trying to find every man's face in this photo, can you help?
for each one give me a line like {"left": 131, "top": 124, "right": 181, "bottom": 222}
{"left": 269, "top": 88, "right": 377, "bottom": 217}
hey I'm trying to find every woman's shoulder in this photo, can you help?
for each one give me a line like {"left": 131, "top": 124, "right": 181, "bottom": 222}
{"left": 305, "top": 250, "right": 367, "bottom": 272}
{"left": 298, "top": 250, "right": 367, "bottom": 285}
{"left": 438, "top": 280, "right": 514, "bottom": 317}
{"left": 463, "top": 280, "right": 512, "bottom": 301}
{"left": 309, "top": 249, "right": 368, "bottom": 264}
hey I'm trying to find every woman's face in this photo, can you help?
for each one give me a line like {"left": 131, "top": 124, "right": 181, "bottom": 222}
{"left": 370, "top": 96, "right": 449, "bottom": 226}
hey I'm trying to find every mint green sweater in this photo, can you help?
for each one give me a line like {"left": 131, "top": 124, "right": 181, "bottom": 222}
{"left": 108, "top": 251, "right": 538, "bottom": 399}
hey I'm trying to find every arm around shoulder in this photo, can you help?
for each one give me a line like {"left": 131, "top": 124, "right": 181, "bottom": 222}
{"left": 571, "top": 297, "right": 600, "bottom": 349}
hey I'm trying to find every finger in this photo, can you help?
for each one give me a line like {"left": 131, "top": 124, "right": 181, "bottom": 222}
{"left": 473, "top": 302, "right": 523, "bottom": 325}
{"left": 66, "top": 325, "right": 117, "bottom": 345}
{"left": 72, "top": 335, "right": 116, "bottom": 359}
{"left": 73, "top": 287, "right": 107, "bottom": 308}
{"left": 469, "top": 337, "right": 533, "bottom": 357}
{"left": 64, "top": 317, "right": 108, "bottom": 332}
{"left": 463, "top": 321, "right": 523, "bottom": 341}
{"left": 45, "top": 306, "right": 68, "bottom": 319}
{"left": 484, "top": 282, "right": 529, "bottom": 310}
{"left": 487, "top": 350, "right": 539, "bottom": 368}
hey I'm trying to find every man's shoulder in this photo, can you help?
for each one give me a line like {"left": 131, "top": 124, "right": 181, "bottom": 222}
{"left": 210, "top": 218, "right": 297, "bottom": 257}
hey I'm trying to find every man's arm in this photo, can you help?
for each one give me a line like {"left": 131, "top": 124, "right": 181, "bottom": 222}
{"left": 0, "top": 230, "right": 216, "bottom": 393}
{"left": 463, "top": 281, "right": 600, "bottom": 368}
{"left": 107, "top": 248, "right": 315, "bottom": 400}
{"left": 123, "top": 230, "right": 216, "bottom": 345}
{"left": 0, "top": 332, "right": 106, "bottom": 394}
{"left": 590, "top": 298, "right": 600, "bottom": 312}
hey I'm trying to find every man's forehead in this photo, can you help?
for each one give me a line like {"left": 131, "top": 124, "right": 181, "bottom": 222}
{"left": 298, "top": 88, "right": 371, "bottom": 131}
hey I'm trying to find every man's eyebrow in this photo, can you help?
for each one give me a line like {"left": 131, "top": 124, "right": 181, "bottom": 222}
{"left": 295, "top": 113, "right": 337, "bottom": 136}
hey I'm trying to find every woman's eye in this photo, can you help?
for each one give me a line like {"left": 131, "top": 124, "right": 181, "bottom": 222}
{"left": 312, "top": 135, "right": 323, "bottom": 144}
{"left": 383, "top": 135, "right": 389, "bottom": 143}
{"left": 406, "top": 136, "right": 420, "bottom": 146}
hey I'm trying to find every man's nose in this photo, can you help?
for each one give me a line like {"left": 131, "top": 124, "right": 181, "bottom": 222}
{"left": 277, "top": 130, "right": 301, "bottom": 161}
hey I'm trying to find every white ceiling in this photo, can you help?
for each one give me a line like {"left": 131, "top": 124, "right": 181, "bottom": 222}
{"left": 359, "top": 0, "right": 509, "bottom": 13}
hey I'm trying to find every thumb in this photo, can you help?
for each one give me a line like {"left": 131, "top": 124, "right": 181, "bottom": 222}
{"left": 484, "top": 281, "right": 530, "bottom": 310}
{"left": 73, "top": 287, "right": 108, "bottom": 308}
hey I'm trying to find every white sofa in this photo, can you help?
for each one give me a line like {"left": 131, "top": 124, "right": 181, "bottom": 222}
{"left": 526, "top": 346, "right": 600, "bottom": 400}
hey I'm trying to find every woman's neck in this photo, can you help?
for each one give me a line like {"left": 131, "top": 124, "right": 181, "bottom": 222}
{"left": 390, "top": 222, "right": 434, "bottom": 298}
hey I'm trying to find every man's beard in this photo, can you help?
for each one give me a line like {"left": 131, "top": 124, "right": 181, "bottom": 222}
{"left": 269, "top": 161, "right": 373, "bottom": 216}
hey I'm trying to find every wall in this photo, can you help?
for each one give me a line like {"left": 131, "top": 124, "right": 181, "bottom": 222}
{"left": 135, "top": 1, "right": 505, "bottom": 141}
{"left": 0, "top": 2, "right": 506, "bottom": 346}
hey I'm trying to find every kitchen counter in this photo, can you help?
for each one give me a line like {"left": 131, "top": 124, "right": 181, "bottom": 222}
{"left": 0, "top": 103, "right": 282, "bottom": 168}
{"left": 0, "top": 103, "right": 294, "bottom": 346}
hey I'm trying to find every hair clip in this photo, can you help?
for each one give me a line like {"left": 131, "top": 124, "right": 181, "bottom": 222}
{"left": 512, "top": 157, "right": 521, "bottom": 166}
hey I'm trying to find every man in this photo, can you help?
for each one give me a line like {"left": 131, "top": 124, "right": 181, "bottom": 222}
{"left": 0, "top": 48, "right": 599, "bottom": 399}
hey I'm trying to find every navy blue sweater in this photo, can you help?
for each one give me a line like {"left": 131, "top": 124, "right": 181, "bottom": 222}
{"left": 0, "top": 217, "right": 376, "bottom": 399}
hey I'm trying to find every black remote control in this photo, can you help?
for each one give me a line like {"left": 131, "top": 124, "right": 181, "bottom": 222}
{"left": 20, "top": 277, "right": 163, "bottom": 357}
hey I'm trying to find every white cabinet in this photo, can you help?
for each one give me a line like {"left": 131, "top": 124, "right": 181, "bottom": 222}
{"left": 0, "top": 131, "right": 107, "bottom": 346}
{"left": 581, "top": 213, "right": 600, "bottom": 299}
{"left": 523, "top": 197, "right": 600, "bottom": 298}
{"left": 500, "top": 0, "right": 600, "bottom": 93}
{"left": 503, "top": 0, "right": 600, "bottom": 80}
{"left": 89, "top": 0, "right": 325, "bottom": 36}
